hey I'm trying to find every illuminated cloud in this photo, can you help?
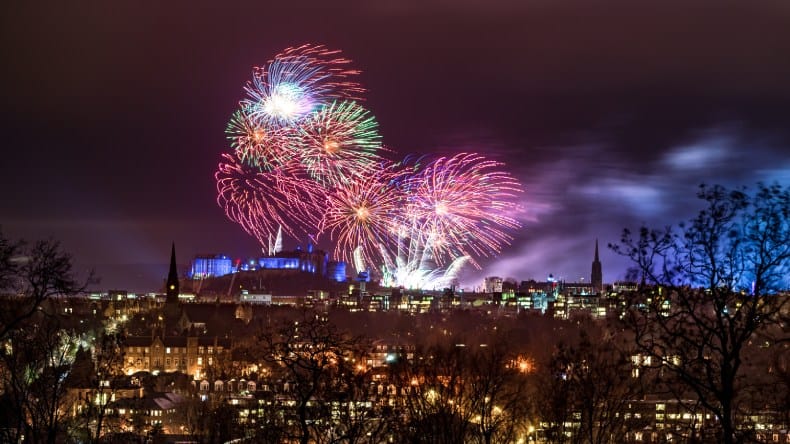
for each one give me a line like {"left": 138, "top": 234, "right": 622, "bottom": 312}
{"left": 575, "top": 179, "right": 667, "bottom": 216}
{"left": 664, "top": 135, "right": 731, "bottom": 170}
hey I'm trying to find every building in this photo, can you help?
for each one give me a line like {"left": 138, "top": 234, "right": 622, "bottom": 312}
{"left": 591, "top": 238, "right": 603, "bottom": 293}
{"left": 254, "top": 243, "right": 328, "bottom": 276}
{"left": 484, "top": 276, "right": 503, "bottom": 293}
{"left": 190, "top": 254, "right": 234, "bottom": 278}
{"left": 188, "top": 243, "right": 345, "bottom": 281}
{"left": 165, "top": 243, "right": 179, "bottom": 304}
{"left": 123, "top": 333, "right": 232, "bottom": 380}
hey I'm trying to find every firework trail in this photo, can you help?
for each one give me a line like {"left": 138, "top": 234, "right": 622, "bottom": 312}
{"left": 241, "top": 44, "right": 365, "bottom": 127}
{"left": 403, "top": 152, "right": 523, "bottom": 267}
{"left": 217, "top": 44, "right": 525, "bottom": 287}
{"left": 216, "top": 152, "right": 325, "bottom": 246}
{"left": 297, "top": 100, "right": 385, "bottom": 186}
{"left": 218, "top": 44, "right": 372, "bottom": 248}
{"left": 321, "top": 165, "right": 405, "bottom": 272}
{"left": 225, "top": 107, "right": 297, "bottom": 172}
{"left": 380, "top": 227, "right": 470, "bottom": 289}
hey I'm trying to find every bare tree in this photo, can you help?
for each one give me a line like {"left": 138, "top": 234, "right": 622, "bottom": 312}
{"left": 390, "top": 333, "right": 530, "bottom": 444}
{"left": 533, "top": 346, "right": 574, "bottom": 444}
{"left": 257, "top": 310, "right": 367, "bottom": 444}
{"left": 0, "top": 312, "right": 80, "bottom": 443}
{"left": 612, "top": 183, "right": 790, "bottom": 444}
{"left": 0, "top": 231, "right": 90, "bottom": 342}
{"left": 67, "top": 332, "right": 126, "bottom": 443}
{"left": 389, "top": 341, "right": 475, "bottom": 444}
{"left": 535, "top": 327, "right": 639, "bottom": 444}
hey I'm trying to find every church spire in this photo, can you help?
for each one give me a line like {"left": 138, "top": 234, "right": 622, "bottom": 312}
{"left": 594, "top": 238, "right": 600, "bottom": 262}
{"left": 591, "top": 239, "right": 603, "bottom": 293}
{"left": 166, "top": 242, "right": 179, "bottom": 304}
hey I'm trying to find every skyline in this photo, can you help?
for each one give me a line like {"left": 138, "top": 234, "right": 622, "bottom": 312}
{"left": 3, "top": 1, "right": 790, "bottom": 291}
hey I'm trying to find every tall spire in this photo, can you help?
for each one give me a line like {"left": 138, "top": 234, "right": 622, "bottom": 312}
{"left": 591, "top": 239, "right": 603, "bottom": 293}
{"left": 166, "top": 242, "right": 179, "bottom": 304}
{"left": 594, "top": 238, "right": 600, "bottom": 262}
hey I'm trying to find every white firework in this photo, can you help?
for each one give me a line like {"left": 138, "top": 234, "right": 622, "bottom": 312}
{"left": 379, "top": 228, "right": 469, "bottom": 290}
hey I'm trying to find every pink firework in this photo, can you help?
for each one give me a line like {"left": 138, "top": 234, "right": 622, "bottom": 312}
{"left": 216, "top": 152, "right": 325, "bottom": 247}
{"left": 404, "top": 153, "right": 523, "bottom": 267}
{"left": 320, "top": 165, "right": 404, "bottom": 270}
{"left": 242, "top": 44, "right": 365, "bottom": 127}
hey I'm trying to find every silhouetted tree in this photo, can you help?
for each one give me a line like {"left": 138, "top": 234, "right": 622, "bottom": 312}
{"left": 535, "top": 327, "right": 639, "bottom": 444}
{"left": 257, "top": 310, "right": 370, "bottom": 444}
{"left": 69, "top": 332, "right": 126, "bottom": 443}
{"left": 0, "top": 313, "right": 80, "bottom": 443}
{"left": 0, "top": 230, "right": 90, "bottom": 342}
{"left": 612, "top": 183, "right": 790, "bottom": 444}
{"left": 390, "top": 341, "right": 475, "bottom": 443}
{"left": 391, "top": 333, "right": 530, "bottom": 444}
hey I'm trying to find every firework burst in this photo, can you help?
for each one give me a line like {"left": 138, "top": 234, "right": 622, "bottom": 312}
{"left": 404, "top": 153, "right": 523, "bottom": 267}
{"left": 225, "top": 107, "right": 297, "bottom": 171}
{"left": 296, "top": 100, "right": 385, "bottom": 186}
{"left": 242, "top": 44, "right": 365, "bottom": 127}
{"left": 321, "top": 167, "right": 404, "bottom": 272}
{"left": 217, "top": 45, "right": 525, "bottom": 288}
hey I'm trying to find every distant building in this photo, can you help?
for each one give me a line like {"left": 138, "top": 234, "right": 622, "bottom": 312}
{"left": 591, "top": 238, "right": 603, "bottom": 293}
{"left": 326, "top": 261, "right": 347, "bottom": 282}
{"left": 190, "top": 254, "right": 234, "bottom": 278}
{"left": 161, "top": 243, "right": 184, "bottom": 323}
{"left": 239, "top": 291, "right": 272, "bottom": 304}
{"left": 188, "top": 243, "right": 346, "bottom": 281}
{"left": 123, "top": 333, "right": 232, "bottom": 380}
{"left": 165, "top": 243, "right": 179, "bottom": 305}
{"left": 612, "top": 281, "right": 638, "bottom": 292}
{"left": 484, "top": 276, "right": 503, "bottom": 293}
{"left": 254, "top": 243, "right": 328, "bottom": 275}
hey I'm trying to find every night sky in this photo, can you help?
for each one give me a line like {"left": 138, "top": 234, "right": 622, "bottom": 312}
{"left": 3, "top": 1, "right": 790, "bottom": 292}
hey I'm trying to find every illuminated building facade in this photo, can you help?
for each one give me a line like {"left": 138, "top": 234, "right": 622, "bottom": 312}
{"left": 484, "top": 276, "right": 503, "bottom": 293}
{"left": 190, "top": 255, "right": 234, "bottom": 278}
{"left": 123, "top": 334, "right": 232, "bottom": 380}
{"left": 190, "top": 243, "right": 346, "bottom": 281}
{"left": 253, "top": 244, "right": 327, "bottom": 275}
{"left": 326, "top": 261, "right": 347, "bottom": 282}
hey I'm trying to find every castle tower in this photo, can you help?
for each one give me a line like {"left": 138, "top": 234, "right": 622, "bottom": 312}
{"left": 166, "top": 242, "right": 179, "bottom": 304}
{"left": 591, "top": 239, "right": 603, "bottom": 293}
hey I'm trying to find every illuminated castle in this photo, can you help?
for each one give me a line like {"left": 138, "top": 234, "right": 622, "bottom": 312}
{"left": 242, "top": 243, "right": 328, "bottom": 275}
{"left": 190, "top": 255, "right": 234, "bottom": 279}
{"left": 189, "top": 243, "right": 347, "bottom": 283}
